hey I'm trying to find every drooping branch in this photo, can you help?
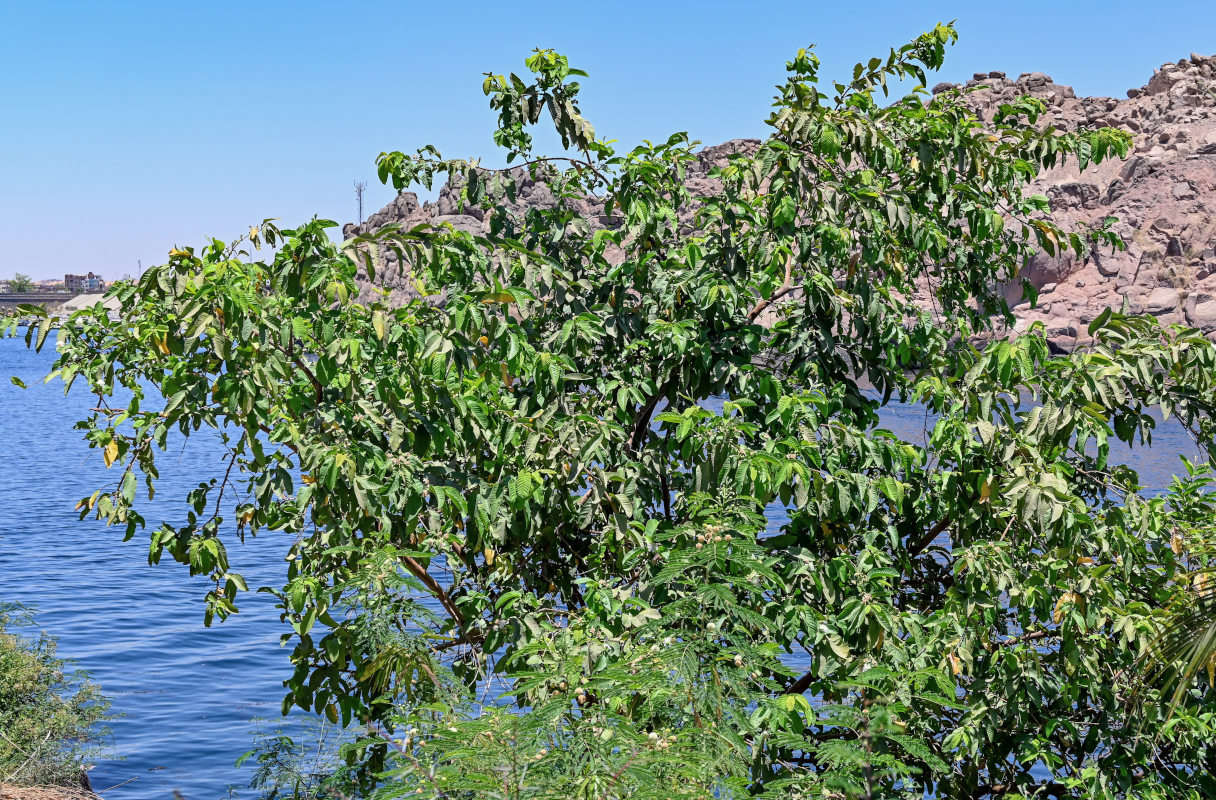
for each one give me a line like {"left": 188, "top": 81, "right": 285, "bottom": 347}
{"left": 479, "top": 155, "right": 611, "bottom": 189}
{"left": 212, "top": 445, "right": 242, "bottom": 519}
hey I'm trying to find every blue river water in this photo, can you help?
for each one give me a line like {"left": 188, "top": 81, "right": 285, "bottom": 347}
{"left": 0, "top": 336, "right": 1205, "bottom": 798}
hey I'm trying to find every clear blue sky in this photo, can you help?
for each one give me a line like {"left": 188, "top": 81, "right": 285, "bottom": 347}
{"left": 2, "top": 0, "right": 1214, "bottom": 280}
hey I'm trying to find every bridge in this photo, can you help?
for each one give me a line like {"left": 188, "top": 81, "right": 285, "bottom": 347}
{"left": 0, "top": 292, "right": 78, "bottom": 312}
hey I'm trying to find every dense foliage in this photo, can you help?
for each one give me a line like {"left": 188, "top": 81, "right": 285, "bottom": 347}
{"left": 12, "top": 23, "right": 1216, "bottom": 798}
{"left": 0, "top": 601, "right": 106, "bottom": 787}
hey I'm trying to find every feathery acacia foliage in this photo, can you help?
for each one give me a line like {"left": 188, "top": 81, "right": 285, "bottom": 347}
{"left": 10, "top": 23, "right": 1216, "bottom": 798}
{"left": 0, "top": 601, "right": 107, "bottom": 787}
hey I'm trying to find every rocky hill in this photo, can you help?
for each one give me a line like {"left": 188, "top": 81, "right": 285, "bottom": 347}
{"left": 345, "top": 54, "right": 1216, "bottom": 349}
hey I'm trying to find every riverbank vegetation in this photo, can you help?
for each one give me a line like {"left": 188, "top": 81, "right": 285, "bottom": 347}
{"left": 12, "top": 22, "right": 1216, "bottom": 799}
{"left": 0, "top": 601, "right": 106, "bottom": 791}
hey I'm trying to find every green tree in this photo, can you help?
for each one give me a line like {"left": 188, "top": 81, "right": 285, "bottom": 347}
{"left": 14, "top": 24, "right": 1216, "bottom": 798}
{"left": 8, "top": 272, "right": 34, "bottom": 293}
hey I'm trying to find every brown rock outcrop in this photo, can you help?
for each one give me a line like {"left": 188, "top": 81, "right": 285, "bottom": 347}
{"left": 934, "top": 55, "right": 1216, "bottom": 349}
{"left": 348, "top": 56, "right": 1216, "bottom": 348}
{"left": 343, "top": 140, "right": 760, "bottom": 304}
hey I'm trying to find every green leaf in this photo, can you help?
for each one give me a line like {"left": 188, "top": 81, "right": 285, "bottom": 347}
{"left": 772, "top": 195, "right": 797, "bottom": 228}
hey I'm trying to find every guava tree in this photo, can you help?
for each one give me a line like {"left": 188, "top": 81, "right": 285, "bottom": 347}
{"left": 14, "top": 23, "right": 1216, "bottom": 799}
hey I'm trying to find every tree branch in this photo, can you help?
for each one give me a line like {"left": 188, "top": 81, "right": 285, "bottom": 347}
{"left": 974, "top": 781, "right": 1067, "bottom": 798}
{"left": 747, "top": 254, "right": 798, "bottom": 323}
{"left": 212, "top": 447, "right": 241, "bottom": 519}
{"left": 987, "top": 629, "right": 1052, "bottom": 651}
{"left": 275, "top": 339, "right": 323, "bottom": 405}
{"left": 479, "top": 156, "right": 610, "bottom": 188}
{"left": 433, "top": 630, "right": 485, "bottom": 652}
{"left": 400, "top": 555, "right": 466, "bottom": 630}
{"left": 907, "top": 516, "right": 951, "bottom": 558}
{"left": 784, "top": 667, "right": 816, "bottom": 696}
{"left": 630, "top": 376, "right": 676, "bottom": 452}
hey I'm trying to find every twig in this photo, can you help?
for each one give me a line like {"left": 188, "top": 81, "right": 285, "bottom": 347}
{"left": 213, "top": 443, "right": 243, "bottom": 518}
{"left": 98, "top": 776, "right": 140, "bottom": 793}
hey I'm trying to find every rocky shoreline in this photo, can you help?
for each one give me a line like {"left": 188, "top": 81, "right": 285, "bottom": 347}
{"left": 346, "top": 53, "right": 1216, "bottom": 352}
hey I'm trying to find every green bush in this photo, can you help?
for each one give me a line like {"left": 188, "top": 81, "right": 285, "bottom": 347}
{"left": 0, "top": 601, "right": 107, "bottom": 787}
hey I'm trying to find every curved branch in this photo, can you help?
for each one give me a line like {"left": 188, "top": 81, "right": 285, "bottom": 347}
{"left": 747, "top": 254, "right": 798, "bottom": 323}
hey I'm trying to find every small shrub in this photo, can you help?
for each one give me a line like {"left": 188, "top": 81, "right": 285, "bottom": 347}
{"left": 0, "top": 601, "right": 107, "bottom": 787}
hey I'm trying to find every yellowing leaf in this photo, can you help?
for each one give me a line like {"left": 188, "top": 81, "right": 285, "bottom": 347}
{"left": 155, "top": 336, "right": 170, "bottom": 356}
{"left": 1053, "top": 591, "right": 1078, "bottom": 625}
{"left": 372, "top": 310, "right": 387, "bottom": 341}
{"left": 484, "top": 547, "right": 496, "bottom": 566}
{"left": 103, "top": 440, "right": 119, "bottom": 468}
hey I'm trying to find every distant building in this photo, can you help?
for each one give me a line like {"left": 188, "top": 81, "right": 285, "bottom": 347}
{"left": 64, "top": 272, "right": 105, "bottom": 292}
{"left": 37, "top": 279, "right": 66, "bottom": 292}
{"left": 0, "top": 280, "right": 10, "bottom": 293}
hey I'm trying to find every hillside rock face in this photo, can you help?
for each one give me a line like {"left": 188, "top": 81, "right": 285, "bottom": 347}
{"left": 341, "top": 139, "right": 758, "bottom": 302}
{"left": 346, "top": 55, "right": 1216, "bottom": 348}
{"left": 940, "top": 55, "right": 1216, "bottom": 349}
